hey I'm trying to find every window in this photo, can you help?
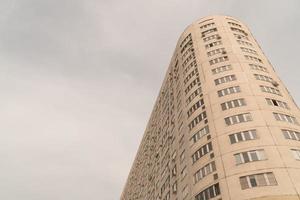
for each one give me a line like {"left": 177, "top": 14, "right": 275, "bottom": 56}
{"left": 191, "top": 126, "right": 210, "bottom": 144}
{"left": 212, "top": 64, "right": 232, "bottom": 74}
{"left": 291, "top": 149, "right": 300, "bottom": 160}
{"left": 228, "top": 21, "right": 242, "bottom": 27}
{"left": 234, "top": 33, "right": 249, "bottom": 40}
{"left": 172, "top": 181, "right": 177, "bottom": 193}
{"left": 205, "top": 41, "right": 222, "bottom": 49}
{"left": 254, "top": 74, "right": 273, "bottom": 83}
{"left": 180, "top": 34, "right": 193, "bottom": 53}
{"left": 186, "top": 87, "right": 202, "bottom": 105}
{"left": 194, "top": 161, "right": 216, "bottom": 183}
{"left": 182, "top": 47, "right": 194, "bottom": 60}
{"left": 180, "top": 33, "right": 192, "bottom": 48}
{"left": 187, "top": 99, "right": 204, "bottom": 117}
{"left": 180, "top": 151, "right": 185, "bottom": 162}
{"left": 233, "top": 33, "right": 249, "bottom": 41}
{"left": 282, "top": 129, "right": 300, "bottom": 141}
{"left": 182, "top": 185, "right": 189, "bottom": 199}
{"left": 200, "top": 22, "right": 215, "bottom": 29}
{"left": 237, "top": 40, "right": 253, "bottom": 46}
{"left": 241, "top": 47, "right": 257, "bottom": 54}
{"left": 203, "top": 34, "right": 220, "bottom": 42}
{"left": 273, "top": 112, "right": 299, "bottom": 125}
{"left": 217, "top": 86, "right": 241, "bottom": 97}
{"left": 183, "top": 60, "right": 197, "bottom": 75}
{"left": 234, "top": 149, "right": 266, "bottom": 165}
{"left": 214, "top": 74, "right": 236, "bottom": 85}
{"left": 182, "top": 53, "right": 195, "bottom": 67}
{"left": 181, "top": 166, "right": 187, "bottom": 180}
{"left": 229, "top": 129, "right": 257, "bottom": 144}
{"left": 161, "top": 175, "right": 170, "bottom": 194}
{"left": 231, "top": 27, "right": 248, "bottom": 36}
{"left": 192, "top": 142, "right": 213, "bottom": 163}
{"left": 221, "top": 98, "right": 246, "bottom": 110}
{"left": 180, "top": 40, "right": 193, "bottom": 54}
{"left": 209, "top": 56, "right": 229, "bottom": 65}
{"left": 184, "top": 67, "right": 198, "bottom": 84}
{"left": 245, "top": 55, "right": 263, "bottom": 63}
{"left": 199, "top": 18, "right": 213, "bottom": 25}
{"left": 185, "top": 77, "right": 200, "bottom": 94}
{"left": 260, "top": 85, "right": 281, "bottom": 96}
{"left": 266, "top": 98, "right": 289, "bottom": 109}
{"left": 239, "top": 172, "right": 277, "bottom": 189}
{"left": 225, "top": 113, "right": 252, "bottom": 126}
{"left": 189, "top": 111, "right": 207, "bottom": 130}
{"left": 207, "top": 47, "right": 226, "bottom": 57}
{"left": 164, "top": 192, "right": 170, "bottom": 200}
{"left": 171, "top": 165, "right": 177, "bottom": 177}
{"left": 201, "top": 28, "right": 218, "bottom": 37}
{"left": 249, "top": 64, "right": 268, "bottom": 72}
{"left": 195, "top": 183, "right": 220, "bottom": 200}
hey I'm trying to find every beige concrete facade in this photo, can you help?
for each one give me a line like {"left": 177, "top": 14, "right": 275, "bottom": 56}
{"left": 121, "top": 15, "right": 300, "bottom": 200}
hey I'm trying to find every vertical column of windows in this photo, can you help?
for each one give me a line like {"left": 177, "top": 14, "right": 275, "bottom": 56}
{"left": 178, "top": 33, "right": 200, "bottom": 200}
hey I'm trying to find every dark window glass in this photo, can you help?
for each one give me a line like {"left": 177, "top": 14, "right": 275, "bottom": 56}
{"left": 237, "top": 132, "right": 243, "bottom": 141}
{"left": 243, "top": 152, "right": 250, "bottom": 163}
{"left": 249, "top": 176, "right": 257, "bottom": 187}
{"left": 229, "top": 135, "right": 236, "bottom": 144}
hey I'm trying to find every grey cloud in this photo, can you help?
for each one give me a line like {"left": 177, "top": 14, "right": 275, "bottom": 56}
{"left": 0, "top": 0, "right": 299, "bottom": 199}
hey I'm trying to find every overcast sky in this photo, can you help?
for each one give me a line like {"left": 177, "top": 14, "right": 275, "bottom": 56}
{"left": 0, "top": 0, "right": 299, "bottom": 199}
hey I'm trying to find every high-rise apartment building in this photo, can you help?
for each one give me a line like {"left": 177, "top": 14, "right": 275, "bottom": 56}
{"left": 121, "top": 15, "right": 300, "bottom": 200}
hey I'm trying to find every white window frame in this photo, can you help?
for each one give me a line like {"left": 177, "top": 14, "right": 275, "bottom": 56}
{"left": 229, "top": 129, "right": 257, "bottom": 144}
{"left": 291, "top": 149, "right": 300, "bottom": 160}
{"left": 234, "top": 149, "right": 266, "bottom": 165}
